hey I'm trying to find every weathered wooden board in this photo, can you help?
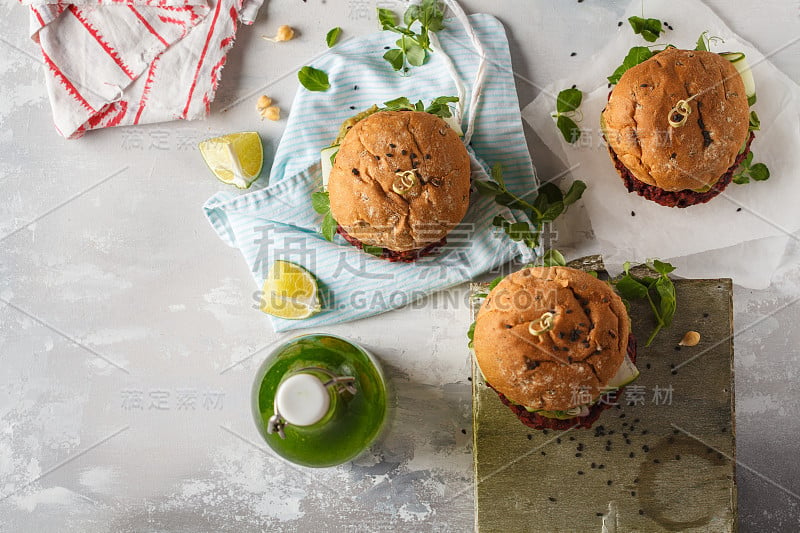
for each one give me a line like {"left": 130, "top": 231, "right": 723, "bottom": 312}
{"left": 471, "top": 261, "right": 736, "bottom": 532}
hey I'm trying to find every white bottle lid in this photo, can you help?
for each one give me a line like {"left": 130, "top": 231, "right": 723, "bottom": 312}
{"left": 275, "top": 373, "right": 331, "bottom": 427}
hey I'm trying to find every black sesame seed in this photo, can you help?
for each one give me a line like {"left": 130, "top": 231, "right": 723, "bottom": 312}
{"left": 389, "top": 143, "right": 396, "bottom": 148}
{"left": 565, "top": 309, "right": 573, "bottom": 314}
{"left": 401, "top": 149, "right": 407, "bottom": 155}
{"left": 349, "top": 105, "right": 356, "bottom": 110}
{"left": 631, "top": 491, "right": 636, "bottom": 497}
{"left": 410, "top": 153, "right": 417, "bottom": 159}
{"left": 543, "top": 430, "right": 549, "bottom": 435}
{"left": 703, "top": 313, "right": 709, "bottom": 318}
{"left": 541, "top": 451, "right": 546, "bottom": 456}
{"left": 424, "top": 154, "right": 431, "bottom": 159}
{"left": 384, "top": 46, "right": 390, "bottom": 50}
{"left": 634, "top": 477, "right": 639, "bottom": 484}
{"left": 577, "top": 470, "right": 584, "bottom": 475}
{"left": 642, "top": 430, "right": 648, "bottom": 435}
{"left": 467, "top": 376, "right": 472, "bottom": 381}
{"left": 597, "top": 513, "right": 604, "bottom": 517}
{"left": 351, "top": 168, "right": 360, "bottom": 176}
{"left": 674, "top": 346, "right": 681, "bottom": 351}
{"left": 570, "top": 52, "right": 577, "bottom": 57}
{"left": 549, "top": 497, "right": 556, "bottom": 502}
{"left": 639, "top": 510, "right": 644, "bottom": 515}
{"left": 598, "top": 464, "right": 605, "bottom": 469}
{"left": 461, "top": 429, "right": 467, "bottom": 434}
{"left": 653, "top": 459, "right": 660, "bottom": 464}
{"left": 557, "top": 438, "right": 562, "bottom": 444}
{"left": 576, "top": 453, "right": 582, "bottom": 457}
{"left": 618, "top": 21, "right": 623, "bottom": 27}
{"left": 646, "top": 363, "right": 651, "bottom": 369}
{"left": 671, "top": 370, "right": 678, "bottom": 375}
{"left": 633, "top": 419, "right": 640, "bottom": 423}
{"left": 569, "top": 436, "right": 576, "bottom": 441}
{"left": 577, "top": 443, "right": 584, "bottom": 451}
{"left": 626, "top": 439, "right": 632, "bottom": 445}
{"left": 353, "top": 85, "right": 359, "bottom": 90}
{"left": 631, "top": 211, "right": 636, "bottom": 216}
{"left": 606, "top": 446, "right": 611, "bottom": 452}
{"left": 721, "top": 427, "right": 727, "bottom": 433}
{"left": 717, "top": 453, "right": 724, "bottom": 460}
{"left": 607, "top": 480, "right": 612, "bottom": 486}
{"left": 629, "top": 452, "right": 635, "bottom": 458}
{"left": 527, "top": 434, "right": 532, "bottom": 440}
{"left": 505, "top": 324, "right": 512, "bottom": 329}
{"left": 571, "top": 84, "right": 577, "bottom": 89}
{"left": 670, "top": 152, "right": 677, "bottom": 159}
{"left": 375, "top": 155, "right": 380, "bottom": 161}
{"left": 591, "top": 462, "right": 596, "bottom": 468}
{"left": 642, "top": 445, "right": 649, "bottom": 452}
{"left": 385, "top": 153, "right": 393, "bottom": 157}
{"left": 675, "top": 455, "right": 681, "bottom": 460}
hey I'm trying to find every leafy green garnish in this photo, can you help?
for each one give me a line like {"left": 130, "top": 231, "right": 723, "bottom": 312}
{"left": 311, "top": 191, "right": 338, "bottom": 241}
{"left": 732, "top": 151, "right": 770, "bottom": 184}
{"left": 297, "top": 66, "right": 330, "bottom": 92}
{"left": 608, "top": 46, "right": 654, "bottom": 85}
{"left": 613, "top": 260, "right": 677, "bottom": 346}
{"left": 381, "top": 96, "right": 458, "bottom": 119}
{"left": 326, "top": 27, "right": 342, "bottom": 48}
{"left": 476, "top": 163, "right": 586, "bottom": 250}
{"left": 749, "top": 111, "right": 760, "bottom": 132}
{"left": 541, "top": 249, "right": 566, "bottom": 267}
{"left": 467, "top": 320, "right": 476, "bottom": 349}
{"left": 362, "top": 245, "right": 384, "bottom": 257}
{"left": 552, "top": 88, "right": 583, "bottom": 144}
{"left": 695, "top": 31, "right": 723, "bottom": 52}
{"left": 378, "top": 0, "right": 445, "bottom": 74}
{"left": 628, "top": 16, "right": 664, "bottom": 43}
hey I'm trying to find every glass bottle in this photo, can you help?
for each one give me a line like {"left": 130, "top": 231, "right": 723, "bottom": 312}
{"left": 252, "top": 334, "right": 387, "bottom": 468}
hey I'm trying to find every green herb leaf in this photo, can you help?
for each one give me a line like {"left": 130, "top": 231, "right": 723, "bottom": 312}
{"left": 539, "top": 201, "right": 565, "bottom": 222}
{"left": 695, "top": 31, "right": 708, "bottom": 51}
{"left": 748, "top": 94, "right": 757, "bottom": 106}
{"left": 562, "top": 180, "right": 587, "bottom": 207}
{"left": 405, "top": 40, "right": 427, "bottom": 66}
{"left": 614, "top": 274, "right": 649, "bottom": 300}
{"left": 487, "top": 275, "right": 504, "bottom": 291}
{"left": 491, "top": 162, "right": 505, "bottom": 188}
{"left": 749, "top": 110, "right": 760, "bottom": 131}
{"left": 404, "top": 4, "right": 420, "bottom": 26}
{"left": 383, "top": 48, "right": 405, "bottom": 71}
{"left": 613, "top": 260, "right": 678, "bottom": 346}
{"left": 541, "top": 249, "right": 566, "bottom": 267}
{"left": 311, "top": 191, "right": 330, "bottom": 214}
{"left": 608, "top": 46, "right": 653, "bottom": 84}
{"left": 383, "top": 96, "right": 415, "bottom": 110}
{"left": 556, "top": 88, "right": 582, "bottom": 114}
{"left": 467, "top": 320, "right": 476, "bottom": 349}
{"left": 732, "top": 173, "right": 750, "bottom": 185}
{"left": 425, "top": 95, "right": 458, "bottom": 118}
{"left": 363, "top": 245, "right": 384, "bottom": 257}
{"left": 377, "top": 8, "right": 398, "bottom": 28}
{"left": 474, "top": 180, "right": 503, "bottom": 196}
{"left": 326, "top": 27, "right": 342, "bottom": 47}
{"left": 297, "top": 66, "right": 330, "bottom": 92}
{"left": 418, "top": 0, "right": 445, "bottom": 32}
{"left": 628, "top": 16, "right": 663, "bottom": 43}
{"left": 651, "top": 259, "right": 677, "bottom": 275}
{"left": 749, "top": 163, "right": 770, "bottom": 181}
{"left": 556, "top": 115, "right": 581, "bottom": 143}
{"left": 320, "top": 212, "right": 337, "bottom": 242}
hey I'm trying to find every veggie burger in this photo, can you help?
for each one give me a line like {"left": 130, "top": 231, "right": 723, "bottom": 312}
{"left": 473, "top": 266, "right": 639, "bottom": 430}
{"left": 321, "top": 102, "right": 470, "bottom": 261}
{"left": 601, "top": 48, "right": 754, "bottom": 208}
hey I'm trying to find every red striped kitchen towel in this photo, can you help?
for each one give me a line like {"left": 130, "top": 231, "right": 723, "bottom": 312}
{"left": 22, "top": 0, "right": 262, "bottom": 139}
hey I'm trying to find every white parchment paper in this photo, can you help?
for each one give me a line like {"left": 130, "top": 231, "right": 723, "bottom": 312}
{"left": 523, "top": 0, "right": 800, "bottom": 288}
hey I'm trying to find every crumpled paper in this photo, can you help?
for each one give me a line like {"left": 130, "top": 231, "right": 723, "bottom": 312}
{"left": 523, "top": 0, "right": 800, "bottom": 289}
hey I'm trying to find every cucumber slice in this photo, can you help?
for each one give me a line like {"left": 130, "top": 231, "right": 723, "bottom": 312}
{"left": 606, "top": 353, "right": 640, "bottom": 390}
{"left": 320, "top": 145, "right": 339, "bottom": 190}
{"left": 720, "top": 52, "right": 756, "bottom": 104}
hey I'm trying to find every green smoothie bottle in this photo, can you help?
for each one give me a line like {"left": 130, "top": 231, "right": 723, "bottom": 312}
{"left": 252, "top": 334, "right": 388, "bottom": 468}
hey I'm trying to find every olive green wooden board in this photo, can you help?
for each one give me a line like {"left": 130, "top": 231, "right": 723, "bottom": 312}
{"left": 471, "top": 259, "right": 736, "bottom": 532}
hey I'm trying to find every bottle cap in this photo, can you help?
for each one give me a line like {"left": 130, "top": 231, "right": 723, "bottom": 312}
{"left": 275, "top": 373, "right": 331, "bottom": 427}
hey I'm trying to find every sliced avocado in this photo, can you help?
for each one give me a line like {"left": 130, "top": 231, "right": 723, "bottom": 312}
{"left": 320, "top": 145, "right": 339, "bottom": 190}
{"left": 333, "top": 105, "right": 380, "bottom": 145}
{"left": 691, "top": 183, "right": 714, "bottom": 193}
{"left": 720, "top": 52, "right": 756, "bottom": 104}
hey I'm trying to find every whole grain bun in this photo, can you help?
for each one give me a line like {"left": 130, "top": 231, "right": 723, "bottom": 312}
{"left": 601, "top": 48, "right": 750, "bottom": 192}
{"left": 328, "top": 110, "right": 470, "bottom": 252}
{"left": 473, "top": 267, "right": 629, "bottom": 412}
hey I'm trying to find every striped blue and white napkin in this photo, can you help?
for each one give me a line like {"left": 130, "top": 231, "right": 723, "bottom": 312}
{"left": 204, "top": 13, "right": 536, "bottom": 332}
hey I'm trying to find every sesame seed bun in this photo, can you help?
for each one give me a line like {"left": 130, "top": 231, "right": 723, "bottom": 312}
{"left": 328, "top": 110, "right": 470, "bottom": 252}
{"left": 601, "top": 48, "right": 750, "bottom": 193}
{"left": 473, "top": 267, "right": 630, "bottom": 412}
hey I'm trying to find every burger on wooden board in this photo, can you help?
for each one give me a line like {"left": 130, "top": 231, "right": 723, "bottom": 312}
{"left": 472, "top": 266, "right": 640, "bottom": 430}
{"left": 314, "top": 97, "right": 470, "bottom": 262}
{"left": 601, "top": 47, "right": 757, "bottom": 208}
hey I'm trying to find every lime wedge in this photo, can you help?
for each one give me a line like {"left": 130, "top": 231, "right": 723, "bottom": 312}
{"left": 199, "top": 132, "right": 263, "bottom": 189}
{"left": 260, "top": 260, "right": 321, "bottom": 320}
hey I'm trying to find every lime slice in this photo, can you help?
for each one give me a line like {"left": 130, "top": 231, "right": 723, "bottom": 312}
{"left": 199, "top": 132, "right": 263, "bottom": 189}
{"left": 260, "top": 260, "right": 321, "bottom": 320}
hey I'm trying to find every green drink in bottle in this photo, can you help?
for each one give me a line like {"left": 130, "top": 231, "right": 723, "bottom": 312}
{"left": 252, "top": 334, "right": 388, "bottom": 468}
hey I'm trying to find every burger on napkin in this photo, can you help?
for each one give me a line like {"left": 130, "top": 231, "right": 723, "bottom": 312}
{"left": 313, "top": 97, "right": 470, "bottom": 262}
{"left": 472, "top": 266, "right": 639, "bottom": 430}
{"left": 601, "top": 48, "right": 756, "bottom": 208}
